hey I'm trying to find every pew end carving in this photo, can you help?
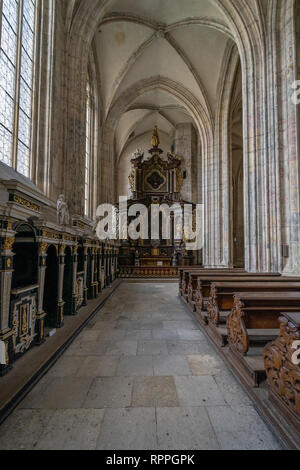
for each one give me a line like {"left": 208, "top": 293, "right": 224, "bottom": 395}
{"left": 264, "top": 313, "right": 300, "bottom": 436}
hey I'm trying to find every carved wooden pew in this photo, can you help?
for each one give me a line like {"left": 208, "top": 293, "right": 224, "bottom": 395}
{"left": 193, "top": 273, "right": 281, "bottom": 325}
{"left": 179, "top": 267, "right": 245, "bottom": 302}
{"left": 186, "top": 268, "right": 245, "bottom": 309}
{"left": 207, "top": 281, "right": 300, "bottom": 347}
{"left": 264, "top": 312, "right": 300, "bottom": 444}
{"left": 227, "top": 292, "right": 300, "bottom": 387}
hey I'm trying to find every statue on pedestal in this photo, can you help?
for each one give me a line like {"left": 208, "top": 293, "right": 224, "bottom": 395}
{"left": 57, "top": 194, "right": 70, "bottom": 226}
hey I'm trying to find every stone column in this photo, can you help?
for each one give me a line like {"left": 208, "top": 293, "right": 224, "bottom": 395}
{"left": 72, "top": 245, "right": 78, "bottom": 314}
{"left": 56, "top": 245, "right": 66, "bottom": 328}
{"left": 83, "top": 246, "right": 88, "bottom": 305}
{"left": 108, "top": 249, "right": 112, "bottom": 285}
{"left": 90, "top": 247, "right": 98, "bottom": 298}
{"left": 174, "top": 123, "right": 198, "bottom": 203}
{"left": 103, "top": 247, "right": 108, "bottom": 288}
{"left": 35, "top": 241, "right": 48, "bottom": 345}
{"left": 98, "top": 246, "right": 102, "bottom": 293}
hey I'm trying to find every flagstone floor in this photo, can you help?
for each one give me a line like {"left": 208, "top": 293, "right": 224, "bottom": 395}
{"left": 0, "top": 283, "right": 282, "bottom": 450}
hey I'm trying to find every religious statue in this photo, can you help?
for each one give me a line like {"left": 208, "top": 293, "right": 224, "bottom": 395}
{"left": 172, "top": 251, "right": 178, "bottom": 267}
{"left": 131, "top": 148, "right": 144, "bottom": 165}
{"left": 128, "top": 168, "right": 135, "bottom": 193}
{"left": 167, "top": 151, "right": 181, "bottom": 167}
{"left": 151, "top": 125, "right": 160, "bottom": 148}
{"left": 57, "top": 194, "right": 70, "bottom": 225}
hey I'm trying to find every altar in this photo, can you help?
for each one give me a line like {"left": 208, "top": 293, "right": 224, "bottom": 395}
{"left": 140, "top": 257, "right": 172, "bottom": 267}
{"left": 118, "top": 127, "right": 195, "bottom": 277}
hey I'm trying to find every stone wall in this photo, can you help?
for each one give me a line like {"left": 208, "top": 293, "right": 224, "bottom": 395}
{"left": 173, "top": 123, "right": 198, "bottom": 203}
{"left": 7, "top": 0, "right": 300, "bottom": 275}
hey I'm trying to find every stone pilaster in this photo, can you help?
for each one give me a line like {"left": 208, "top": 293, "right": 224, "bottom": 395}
{"left": 0, "top": 224, "right": 15, "bottom": 376}
{"left": 71, "top": 245, "right": 79, "bottom": 314}
{"left": 35, "top": 241, "right": 48, "bottom": 345}
{"left": 56, "top": 244, "right": 66, "bottom": 328}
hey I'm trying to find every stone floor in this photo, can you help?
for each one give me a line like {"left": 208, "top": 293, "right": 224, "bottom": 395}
{"left": 0, "top": 282, "right": 282, "bottom": 450}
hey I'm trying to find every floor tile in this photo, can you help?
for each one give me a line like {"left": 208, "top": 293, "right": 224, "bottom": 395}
{"left": 46, "top": 356, "right": 83, "bottom": 378}
{"left": 152, "top": 329, "right": 179, "bottom": 340}
{"left": 20, "top": 377, "right": 93, "bottom": 409}
{"left": 174, "top": 376, "right": 226, "bottom": 406}
{"left": 116, "top": 356, "right": 153, "bottom": 377}
{"left": 0, "top": 409, "right": 54, "bottom": 450}
{"left": 167, "top": 340, "right": 201, "bottom": 355}
{"left": 76, "top": 356, "right": 120, "bottom": 377}
{"left": 206, "top": 405, "right": 282, "bottom": 450}
{"left": 163, "top": 321, "right": 199, "bottom": 330}
{"left": 187, "top": 354, "right": 223, "bottom": 376}
{"left": 153, "top": 355, "right": 190, "bottom": 376}
{"left": 97, "top": 408, "right": 157, "bottom": 450}
{"left": 105, "top": 340, "right": 138, "bottom": 356}
{"left": 157, "top": 407, "right": 220, "bottom": 450}
{"left": 132, "top": 376, "right": 179, "bottom": 407}
{"left": 84, "top": 377, "right": 133, "bottom": 408}
{"left": 137, "top": 340, "right": 168, "bottom": 356}
{"left": 36, "top": 409, "right": 105, "bottom": 450}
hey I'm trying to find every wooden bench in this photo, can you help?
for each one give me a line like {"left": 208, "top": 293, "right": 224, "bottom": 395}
{"left": 193, "top": 274, "right": 282, "bottom": 324}
{"left": 264, "top": 312, "right": 300, "bottom": 443}
{"left": 178, "top": 267, "right": 245, "bottom": 298}
{"left": 206, "top": 281, "right": 300, "bottom": 347}
{"left": 188, "top": 271, "right": 283, "bottom": 311}
{"left": 227, "top": 292, "right": 300, "bottom": 387}
{"left": 179, "top": 268, "right": 245, "bottom": 302}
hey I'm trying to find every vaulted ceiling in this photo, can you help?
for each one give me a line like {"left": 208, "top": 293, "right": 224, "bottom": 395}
{"left": 92, "top": 0, "right": 235, "bottom": 159}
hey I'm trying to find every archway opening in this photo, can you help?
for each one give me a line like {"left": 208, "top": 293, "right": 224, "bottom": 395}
{"left": 43, "top": 245, "right": 59, "bottom": 328}
{"left": 77, "top": 244, "right": 84, "bottom": 273}
{"left": 12, "top": 224, "right": 38, "bottom": 289}
{"left": 230, "top": 63, "right": 244, "bottom": 268}
{"left": 86, "top": 248, "right": 93, "bottom": 299}
{"left": 63, "top": 246, "right": 73, "bottom": 315}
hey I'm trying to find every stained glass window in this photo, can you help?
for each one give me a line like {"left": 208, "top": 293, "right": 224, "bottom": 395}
{"left": 85, "top": 79, "right": 92, "bottom": 216}
{"left": 0, "top": 0, "right": 37, "bottom": 177}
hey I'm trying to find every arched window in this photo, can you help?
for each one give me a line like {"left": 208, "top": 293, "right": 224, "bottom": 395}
{"left": 85, "top": 76, "right": 92, "bottom": 216}
{"left": 84, "top": 62, "right": 98, "bottom": 218}
{"left": 0, "top": 0, "right": 38, "bottom": 177}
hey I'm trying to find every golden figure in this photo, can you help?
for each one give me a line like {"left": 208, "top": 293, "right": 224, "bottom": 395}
{"left": 21, "top": 304, "right": 28, "bottom": 335}
{"left": 151, "top": 126, "right": 160, "bottom": 148}
{"left": 128, "top": 168, "right": 135, "bottom": 192}
{"left": 176, "top": 168, "right": 184, "bottom": 193}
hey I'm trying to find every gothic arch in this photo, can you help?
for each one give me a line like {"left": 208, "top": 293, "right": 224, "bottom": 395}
{"left": 101, "top": 76, "right": 213, "bottom": 203}
{"left": 62, "top": 0, "right": 288, "bottom": 274}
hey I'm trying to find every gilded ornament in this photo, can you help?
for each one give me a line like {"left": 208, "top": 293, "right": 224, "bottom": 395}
{"left": 5, "top": 342, "right": 9, "bottom": 365}
{"left": 59, "top": 244, "right": 66, "bottom": 255}
{"left": 128, "top": 168, "right": 135, "bottom": 192}
{"left": 151, "top": 126, "right": 160, "bottom": 148}
{"left": 13, "top": 194, "right": 39, "bottom": 212}
{"left": 21, "top": 305, "right": 28, "bottom": 335}
{"left": 3, "top": 237, "right": 15, "bottom": 251}
{"left": 40, "top": 242, "right": 48, "bottom": 253}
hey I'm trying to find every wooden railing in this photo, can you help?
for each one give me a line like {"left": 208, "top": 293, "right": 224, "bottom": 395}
{"left": 119, "top": 266, "right": 179, "bottom": 278}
